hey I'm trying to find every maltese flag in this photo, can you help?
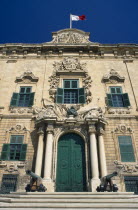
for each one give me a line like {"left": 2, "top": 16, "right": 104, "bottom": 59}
{"left": 71, "top": 14, "right": 86, "bottom": 21}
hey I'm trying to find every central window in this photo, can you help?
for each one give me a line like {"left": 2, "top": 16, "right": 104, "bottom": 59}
{"left": 64, "top": 80, "right": 78, "bottom": 104}
{"left": 56, "top": 79, "right": 85, "bottom": 104}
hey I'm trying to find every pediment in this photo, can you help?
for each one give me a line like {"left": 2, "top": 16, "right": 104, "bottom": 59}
{"left": 15, "top": 71, "right": 39, "bottom": 83}
{"left": 102, "top": 69, "right": 125, "bottom": 83}
{"left": 47, "top": 28, "right": 94, "bottom": 44}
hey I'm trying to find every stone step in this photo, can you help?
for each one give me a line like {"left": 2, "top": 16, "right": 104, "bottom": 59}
{"left": 1, "top": 202, "right": 138, "bottom": 208}
{"left": 1, "top": 192, "right": 138, "bottom": 209}
{"left": 1, "top": 198, "right": 138, "bottom": 203}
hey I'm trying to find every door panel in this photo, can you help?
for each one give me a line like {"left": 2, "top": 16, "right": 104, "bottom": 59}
{"left": 56, "top": 133, "right": 86, "bottom": 192}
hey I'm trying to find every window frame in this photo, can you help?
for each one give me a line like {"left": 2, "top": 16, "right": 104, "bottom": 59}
{"left": 10, "top": 86, "right": 35, "bottom": 107}
{"left": 106, "top": 86, "right": 130, "bottom": 108}
{"left": 56, "top": 79, "right": 85, "bottom": 104}
{"left": 0, "top": 135, "right": 27, "bottom": 161}
{"left": 118, "top": 135, "right": 135, "bottom": 162}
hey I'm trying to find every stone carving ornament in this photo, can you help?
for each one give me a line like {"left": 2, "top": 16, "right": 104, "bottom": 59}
{"left": 48, "top": 57, "right": 92, "bottom": 103}
{"left": 15, "top": 71, "right": 39, "bottom": 83}
{"left": 50, "top": 31, "right": 91, "bottom": 44}
{"left": 102, "top": 69, "right": 125, "bottom": 83}
{"left": 114, "top": 161, "right": 138, "bottom": 173}
{"left": 114, "top": 125, "right": 133, "bottom": 133}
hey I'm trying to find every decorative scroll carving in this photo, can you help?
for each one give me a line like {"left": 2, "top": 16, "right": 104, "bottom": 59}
{"left": 102, "top": 69, "right": 125, "bottom": 83}
{"left": 10, "top": 107, "right": 33, "bottom": 114}
{"left": 53, "top": 57, "right": 87, "bottom": 72}
{"left": 114, "top": 125, "right": 133, "bottom": 133}
{"left": 15, "top": 71, "right": 39, "bottom": 83}
{"left": 48, "top": 57, "right": 92, "bottom": 103}
{"left": 49, "top": 29, "right": 91, "bottom": 44}
{"left": 0, "top": 161, "right": 26, "bottom": 172}
{"left": 7, "top": 124, "right": 28, "bottom": 133}
{"left": 114, "top": 161, "right": 138, "bottom": 173}
{"left": 107, "top": 108, "right": 131, "bottom": 115}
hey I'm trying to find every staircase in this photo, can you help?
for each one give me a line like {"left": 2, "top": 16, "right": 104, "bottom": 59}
{"left": 0, "top": 192, "right": 138, "bottom": 209}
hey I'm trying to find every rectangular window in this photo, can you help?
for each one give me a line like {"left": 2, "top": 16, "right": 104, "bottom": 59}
{"left": 118, "top": 136, "right": 135, "bottom": 162}
{"left": 107, "top": 87, "right": 130, "bottom": 107}
{"left": 10, "top": 86, "right": 35, "bottom": 107}
{"left": 1, "top": 135, "right": 27, "bottom": 161}
{"left": 0, "top": 174, "right": 18, "bottom": 194}
{"left": 124, "top": 176, "right": 138, "bottom": 194}
{"left": 56, "top": 79, "right": 85, "bottom": 104}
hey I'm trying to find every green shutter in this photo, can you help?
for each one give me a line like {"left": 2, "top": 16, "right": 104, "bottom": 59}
{"left": 28, "top": 92, "right": 35, "bottom": 107}
{"left": 118, "top": 136, "right": 135, "bottom": 162}
{"left": 78, "top": 88, "right": 85, "bottom": 104}
{"left": 10, "top": 93, "right": 19, "bottom": 106}
{"left": 1, "top": 144, "right": 10, "bottom": 160}
{"left": 107, "top": 94, "right": 113, "bottom": 107}
{"left": 123, "top": 93, "right": 130, "bottom": 107}
{"left": 20, "top": 144, "right": 27, "bottom": 161}
{"left": 56, "top": 88, "right": 63, "bottom": 104}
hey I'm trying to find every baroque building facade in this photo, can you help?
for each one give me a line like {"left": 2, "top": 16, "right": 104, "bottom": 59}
{"left": 0, "top": 28, "right": 138, "bottom": 193}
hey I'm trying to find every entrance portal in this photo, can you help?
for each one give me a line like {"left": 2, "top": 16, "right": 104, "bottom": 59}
{"left": 56, "top": 133, "right": 86, "bottom": 192}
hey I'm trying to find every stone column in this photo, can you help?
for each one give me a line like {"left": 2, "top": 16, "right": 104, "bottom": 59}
{"left": 98, "top": 125, "right": 107, "bottom": 177}
{"left": 89, "top": 124, "right": 100, "bottom": 191}
{"left": 43, "top": 124, "right": 54, "bottom": 192}
{"left": 35, "top": 127, "right": 44, "bottom": 176}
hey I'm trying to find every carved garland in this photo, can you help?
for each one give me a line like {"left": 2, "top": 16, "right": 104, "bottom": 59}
{"left": 48, "top": 57, "right": 92, "bottom": 104}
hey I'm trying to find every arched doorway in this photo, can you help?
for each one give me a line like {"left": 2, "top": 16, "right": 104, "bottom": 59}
{"left": 56, "top": 133, "right": 87, "bottom": 192}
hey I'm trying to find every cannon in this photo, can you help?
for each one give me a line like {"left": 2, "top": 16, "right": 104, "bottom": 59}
{"left": 96, "top": 171, "right": 118, "bottom": 192}
{"left": 25, "top": 170, "right": 46, "bottom": 192}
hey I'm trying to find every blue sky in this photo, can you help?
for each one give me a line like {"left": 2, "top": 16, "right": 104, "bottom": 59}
{"left": 0, "top": 0, "right": 138, "bottom": 44}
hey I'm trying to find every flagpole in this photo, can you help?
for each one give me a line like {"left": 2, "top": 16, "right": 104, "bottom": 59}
{"left": 70, "top": 14, "right": 72, "bottom": 28}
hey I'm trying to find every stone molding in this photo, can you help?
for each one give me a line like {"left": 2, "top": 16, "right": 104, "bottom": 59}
{"left": 48, "top": 57, "right": 92, "bottom": 103}
{"left": 114, "top": 160, "right": 138, "bottom": 174}
{"left": 102, "top": 69, "right": 125, "bottom": 83}
{"left": 15, "top": 71, "right": 39, "bottom": 83}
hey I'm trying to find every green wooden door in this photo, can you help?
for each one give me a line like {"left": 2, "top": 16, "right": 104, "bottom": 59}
{"left": 56, "top": 133, "right": 86, "bottom": 192}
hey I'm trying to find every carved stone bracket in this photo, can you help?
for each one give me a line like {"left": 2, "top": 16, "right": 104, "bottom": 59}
{"left": 102, "top": 69, "right": 125, "bottom": 83}
{"left": 48, "top": 57, "right": 92, "bottom": 103}
{"left": 114, "top": 161, "right": 138, "bottom": 174}
{"left": 15, "top": 71, "right": 39, "bottom": 83}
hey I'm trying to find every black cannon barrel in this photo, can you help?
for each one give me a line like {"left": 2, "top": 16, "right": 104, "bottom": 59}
{"left": 105, "top": 171, "right": 117, "bottom": 180}
{"left": 26, "top": 170, "right": 42, "bottom": 179}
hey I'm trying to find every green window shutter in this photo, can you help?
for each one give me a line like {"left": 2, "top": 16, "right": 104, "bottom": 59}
{"left": 1, "top": 144, "right": 10, "bottom": 160}
{"left": 20, "top": 144, "right": 27, "bottom": 161}
{"left": 78, "top": 88, "right": 85, "bottom": 104}
{"left": 28, "top": 92, "right": 35, "bottom": 107}
{"left": 10, "top": 93, "right": 19, "bottom": 106}
{"left": 122, "top": 93, "right": 130, "bottom": 107}
{"left": 56, "top": 88, "right": 63, "bottom": 104}
{"left": 107, "top": 94, "right": 113, "bottom": 107}
{"left": 118, "top": 136, "right": 135, "bottom": 162}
